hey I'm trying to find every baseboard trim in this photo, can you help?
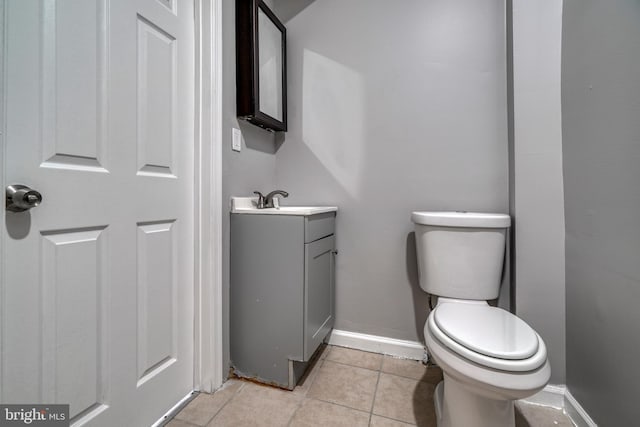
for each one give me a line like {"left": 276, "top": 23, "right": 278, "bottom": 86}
{"left": 328, "top": 329, "right": 425, "bottom": 360}
{"left": 522, "top": 384, "right": 597, "bottom": 427}
{"left": 565, "top": 389, "right": 598, "bottom": 427}
{"left": 522, "top": 384, "right": 566, "bottom": 409}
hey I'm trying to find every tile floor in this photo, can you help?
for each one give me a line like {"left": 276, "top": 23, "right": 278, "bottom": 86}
{"left": 168, "top": 345, "right": 574, "bottom": 427}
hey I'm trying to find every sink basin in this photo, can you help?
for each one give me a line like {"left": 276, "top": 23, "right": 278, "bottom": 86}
{"left": 231, "top": 197, "right": 337, "bottom": 216}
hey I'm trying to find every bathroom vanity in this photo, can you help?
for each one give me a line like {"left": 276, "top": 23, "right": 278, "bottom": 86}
{"left": 230, "top": 198, "right": 337, "bottom": 389}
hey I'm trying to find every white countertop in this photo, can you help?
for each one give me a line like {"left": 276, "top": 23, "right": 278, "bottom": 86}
{"left": 230, "top": 197, "right": 338, "bottom": 216}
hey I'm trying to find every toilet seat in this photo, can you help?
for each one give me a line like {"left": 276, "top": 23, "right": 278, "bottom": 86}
{"left": 428, "top": 303, "right": 547, "bottom": 372}
{"left": 434, "top": 303, "right": 539, "bottom": 360}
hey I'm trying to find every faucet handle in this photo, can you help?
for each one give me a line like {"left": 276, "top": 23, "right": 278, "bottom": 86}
{"left": 253, "top": 191, "right": 265, "bottom": 209}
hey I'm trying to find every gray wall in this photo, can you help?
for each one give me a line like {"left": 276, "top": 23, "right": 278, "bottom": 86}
{"left": 275, "top": 0, "right": 509, "bottom": 342}
{"left": 221, "top": 0, "right": 278, "bottom": 372}
{"left": 562, "top": 0, "right": 640, "bottom": 424}
{"left": 511, "top": 0, "right": 566, "bottom": 385}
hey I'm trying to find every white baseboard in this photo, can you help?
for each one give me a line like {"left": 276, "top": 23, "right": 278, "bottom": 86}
{"left": 522, "top": 384, "right": 597, "bottom": 427}
{"left": 328, "top": 329, "right": 425, "bottom": 360}
{"left": 565, "top": 388, "right": 598, "bottom": 427}
{"left": 521, "top": 384, "right": 566, "bottom": 409}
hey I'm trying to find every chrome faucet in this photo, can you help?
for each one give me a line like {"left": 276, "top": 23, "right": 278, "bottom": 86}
{"left": 253, "top": 190, "right": 289, "bottom": 209}
{"left": 265, "top": 190, "right": 289, "bottom": 208}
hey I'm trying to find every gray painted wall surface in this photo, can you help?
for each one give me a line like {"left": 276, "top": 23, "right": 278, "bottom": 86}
{"left": 221, "top": 0, "right": 278, "bottom": 372}
{"left": 562, "top": 0, "right": 640, "bottom": 424}
{"left": 511, "top": 0, "right": 566, "bottom": 384}
{"left": 275, "top": 0, "right": 508, "bottom": 342}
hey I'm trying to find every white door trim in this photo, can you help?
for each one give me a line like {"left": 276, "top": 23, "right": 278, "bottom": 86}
{"left": 0, "top": 0, "right": 6, "bottom": 402}
{"left": 193, "top": 0, "right": 224, "bottom": 393}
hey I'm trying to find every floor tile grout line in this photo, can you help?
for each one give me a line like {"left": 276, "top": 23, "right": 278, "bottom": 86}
{"left": 368, "top": 369, "right": 383, "bottom": 426}
{"left": 329, "top": 345, "right": 385, "bottom": 358}
{"left": 285, "top": 392, "right": 307, "bottom": 427}
{"left": 295, "top": 358, "right": 324, "bottom": 397}
{"left": 169, "top": 419, "right": 201, "bottom": 427}
{"left": 368, "top": 351, "right": 385, "bottom": 426}
{"left": 304, "top": 395, "right": 374, "bottom": 416}
{"left": 379, "top": 370, "right": 440, "bottom": 384}
{"left": 322, "top": 358, "right": 383, "bottom": 373}
{"left": 201, "top": 380, "right": 246, "bottom": 426}
{"left": 295, "top": 362, "right": 322, "bottom": 422}
{"left": 325, "top": 346, "right": 385, "bottom": 370}
{"left": 370, "top": 413, "right": 418, "bottom": 426}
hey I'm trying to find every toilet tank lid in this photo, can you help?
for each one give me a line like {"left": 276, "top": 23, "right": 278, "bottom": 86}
{"left": 411, "top": 211, "right": 511, "bottom": 228}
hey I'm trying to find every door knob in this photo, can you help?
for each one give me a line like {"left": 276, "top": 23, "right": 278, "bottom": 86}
{"left": 6, "top": 184, "right": 43, "bottom": 212}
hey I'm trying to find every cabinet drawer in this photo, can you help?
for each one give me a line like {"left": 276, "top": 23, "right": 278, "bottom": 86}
{"left": 305, "top": 212, "right": 335, "bottom": 243}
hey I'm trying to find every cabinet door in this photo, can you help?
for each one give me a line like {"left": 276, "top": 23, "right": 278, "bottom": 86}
{"left": 304, "top": 235, "right": 335, "bottom": 360}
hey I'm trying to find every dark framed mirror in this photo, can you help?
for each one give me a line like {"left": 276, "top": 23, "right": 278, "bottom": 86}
{"left": 236, "top": 0, "right": 287, "bottom": 132}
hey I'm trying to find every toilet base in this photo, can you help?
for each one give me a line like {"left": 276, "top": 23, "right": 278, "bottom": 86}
{"left": 434, "top": 373, "right": 515, "bottom": 427}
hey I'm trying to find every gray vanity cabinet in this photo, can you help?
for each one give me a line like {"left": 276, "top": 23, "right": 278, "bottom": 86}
{"left": 230, "top": 211, "right": 336, "bottom": 389}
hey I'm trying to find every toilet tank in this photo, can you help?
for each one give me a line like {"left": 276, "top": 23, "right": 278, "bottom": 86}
{"left": 411, "top": 211, "right": 510, "bottom": 300}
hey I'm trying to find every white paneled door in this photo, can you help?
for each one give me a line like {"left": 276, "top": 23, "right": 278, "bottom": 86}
{"left": 2, "top": 0, "right": 195, "bottom": 425}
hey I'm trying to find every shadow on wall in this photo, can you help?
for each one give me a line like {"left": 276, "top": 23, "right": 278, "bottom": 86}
{"left": 406, "top": 232, "right": 430, "bottom": 342}
{"left": 238, "top": 120, "right": 277, "bottom": 154}
{"left": 274, "top": 131, "right": 285, "bottom": 151}
{"left": 273, "top": 0, "right": 316, "bottom": 23}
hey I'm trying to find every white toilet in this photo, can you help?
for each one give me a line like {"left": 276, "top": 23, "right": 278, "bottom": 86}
{"left": 412, "top": 211, "right": 550, "bottom": 427}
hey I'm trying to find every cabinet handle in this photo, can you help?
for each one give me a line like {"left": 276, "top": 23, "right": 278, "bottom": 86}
{"left": 332, "top": 250, "right": 338, "bottom": 255}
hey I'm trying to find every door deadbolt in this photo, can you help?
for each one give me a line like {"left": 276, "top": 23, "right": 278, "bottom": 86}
{"left": 6, "top": 184, "right": 43, "bottom": 212}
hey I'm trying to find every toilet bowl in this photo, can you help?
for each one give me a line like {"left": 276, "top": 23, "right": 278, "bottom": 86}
{"left": 411, "top": 211, "right": 550, "bottom": 427}
{"left": 425, "top": 299, "right": 550, "bottom": 427}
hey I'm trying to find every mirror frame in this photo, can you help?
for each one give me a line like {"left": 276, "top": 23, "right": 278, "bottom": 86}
{"left": 236, "top": 0, "right": 287, "bottom": 132}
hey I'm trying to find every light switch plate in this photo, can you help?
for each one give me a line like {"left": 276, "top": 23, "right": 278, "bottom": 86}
{"left": 232, "top": 128, "right": 242, "bottom": 152}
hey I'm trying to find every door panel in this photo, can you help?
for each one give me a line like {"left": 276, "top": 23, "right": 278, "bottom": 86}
{"left": 41, "top": 227, "right": 109, "bottom": 420}
{"left": 136, "top": 221, "right": 177, "bottom": 385}
{"left": 137, "top": 15, "right": 176, "bottom": 176}
{"left": 41, "top": 0, "right": 108, "bottom": 171}
{"left": 2, "top": 0, "right": 195, "bottom": 425}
